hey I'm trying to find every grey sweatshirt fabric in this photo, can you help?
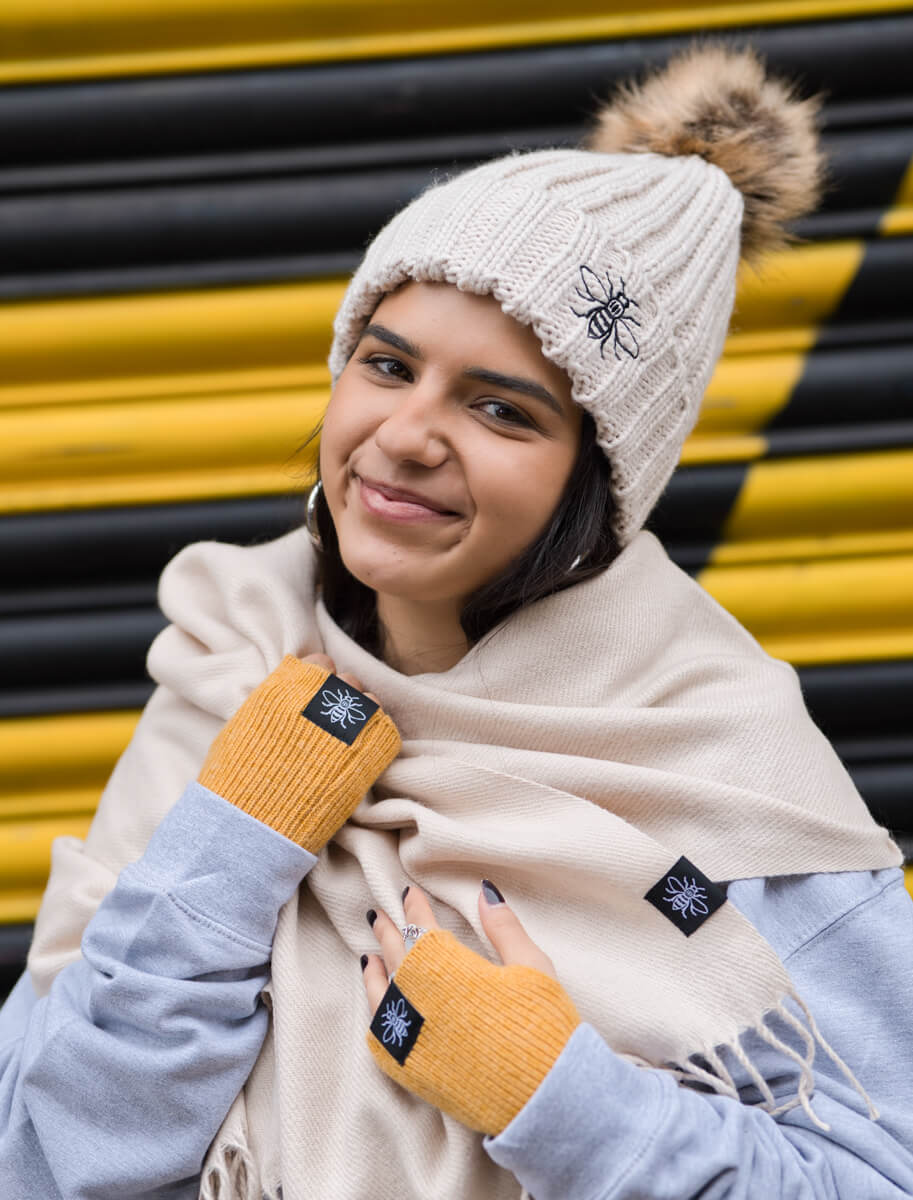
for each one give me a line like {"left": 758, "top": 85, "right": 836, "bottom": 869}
{"left": 1, "top": 780, "right": 912, "bottom": 1199}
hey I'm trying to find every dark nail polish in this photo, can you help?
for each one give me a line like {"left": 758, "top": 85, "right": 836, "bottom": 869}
{"left": 401, "top": 885, "right": 410, "bottom": 902}
{"left": 481, "top": 879, "right": 505, "bottom": 905}
{"left": 366, "top": 908, "right": 377, "bottom": 927}
{"left": 360, "top": 954, "right": 369, "bottom": 971}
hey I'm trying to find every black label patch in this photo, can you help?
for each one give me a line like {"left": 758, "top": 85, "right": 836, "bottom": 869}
{"left": 644, "top": 856, "right": 727, "bottom": 937}
{"left": 300, "top": 673, "right": 379, "bottom": 746}
{"left": 370, "top": 980, "right": 424, "bottom": 1066}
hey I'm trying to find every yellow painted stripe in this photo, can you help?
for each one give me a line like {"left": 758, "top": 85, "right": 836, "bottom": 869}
{"left": 715, "top": 450, "right": 913, "bottom": 558}
{"left": 2, "top": 1, "right": 913, "bottom": 85}
{"left": 729, "top": 241, "right": 866, "bottom": 347}
{"left": 881, "top": 155, "right": 913, "bottom": 237}
{"left": 0, "top": 890, "right": 51, "bottom": 926}
{"left": 0, "top": 387, "right": 323, "bottom": 512}
{"left": 698, "top": 553, "right": 913, "bottom": 665}
{"left": 0, "top": 710, "right": 137, "bottom": 786}
{"left": 0, "top": 280, "right": 343, "bottom": 411}
{"left": 685, "top": 346, "right": 809, "bottom": 461}
{"left": 0, "top": 815, "right": 92, "bottom": 888}
{"left": 907, "top": 867, "right": 913, "bottom": 900}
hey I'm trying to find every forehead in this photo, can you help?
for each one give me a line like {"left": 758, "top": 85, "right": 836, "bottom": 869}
{"left": 368, "top": 281, "right": 575, "bottom": 403}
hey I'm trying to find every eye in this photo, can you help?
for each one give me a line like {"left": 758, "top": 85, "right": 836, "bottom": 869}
{"left": 476, "top": 399, "right": 535, "bottom": 429}
{"left": 357, "top": 354, "right": 412, "bottom": 381}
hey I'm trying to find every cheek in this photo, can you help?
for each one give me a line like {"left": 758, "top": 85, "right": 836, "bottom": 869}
{"left": 319, "top": 385, "right": 372, "bottom": 485}
{"left": 473, "top": 449, "right": 575, "bottom": 549}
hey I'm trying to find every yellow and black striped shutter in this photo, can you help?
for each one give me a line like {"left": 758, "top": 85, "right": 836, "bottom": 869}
{"left": 2, "top": 0, "right": 912, "bottom": 992}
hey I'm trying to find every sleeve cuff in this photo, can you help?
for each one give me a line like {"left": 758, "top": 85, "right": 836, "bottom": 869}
{"left": 122, "top": 779, "right": 318, "bottom": 950}
{"left": 483, "top": 1022, "right": 669, "bottom": 1200}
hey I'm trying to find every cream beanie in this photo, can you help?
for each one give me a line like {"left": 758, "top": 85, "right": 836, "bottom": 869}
{"left": 328, "top": 45, "right": 824, "bottom": 546}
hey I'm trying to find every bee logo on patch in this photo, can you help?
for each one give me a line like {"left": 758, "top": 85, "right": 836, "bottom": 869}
{"left": 570, "top": 264, "right": 641, "bottom": 361}
{"left": 380, "top": 997, "right": 412, "bottom": 1048}
{"left": 319, "top": 686, "right": 368, "bottom": 731}
{"left": 662, "top": 875, "right": 710, "bottom": 920}
{"left": 300, "top": 672, "right": 379, "bottom": 746}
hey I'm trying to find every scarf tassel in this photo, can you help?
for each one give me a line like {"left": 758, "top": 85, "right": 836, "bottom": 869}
{"left": 200, "top": 1141, "right": 278, "bottom": 1200}
{"left": 667, "top": 991, "right": 879, "bottom": 1133}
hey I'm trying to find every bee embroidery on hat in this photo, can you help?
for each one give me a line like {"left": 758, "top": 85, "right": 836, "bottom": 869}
{"left": 571, "top": 264, "right": 641, "bottom": 361}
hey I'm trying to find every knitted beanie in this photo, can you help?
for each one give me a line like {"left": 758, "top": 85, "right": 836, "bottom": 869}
{"left": 327, "top": 45, "right": 824, "bottom": 547}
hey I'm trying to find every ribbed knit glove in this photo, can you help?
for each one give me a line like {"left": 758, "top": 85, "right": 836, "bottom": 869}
{"left": 366, "top": 929, "right": 581, "bottom": 1134}
{"left": 197, "top": 654, "right": 401, "bottom": 852}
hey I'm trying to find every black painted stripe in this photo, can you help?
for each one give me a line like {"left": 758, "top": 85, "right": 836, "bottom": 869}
{"left": 647, "top": 465, "right": 749, "bottom": 573}
{"left": 0, "top": 495, "right": 306, "bottom": 592}
{"left": 821, "top": 236, "right": 913, "bottom": 330}
{"left": 766, "top": 342, "right": 913, "bottom": 431}
{"left": 764, "top": 421, "right": 913, "bottom": 456}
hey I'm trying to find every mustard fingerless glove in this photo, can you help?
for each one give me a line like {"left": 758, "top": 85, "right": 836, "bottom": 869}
{"left": 198, "top": 654, "right": 401, "bottom": 853}
{"left": 367, "top": 929, "right": 581, "bottom": 1134}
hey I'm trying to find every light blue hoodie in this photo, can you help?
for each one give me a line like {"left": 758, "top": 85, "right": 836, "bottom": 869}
{"left": 1, "top": 780, "right": 912, "bottom": 1199}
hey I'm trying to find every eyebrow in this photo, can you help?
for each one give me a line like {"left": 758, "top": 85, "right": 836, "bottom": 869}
{"left": 359, "top": 323, "right": 565, "bottom": 419}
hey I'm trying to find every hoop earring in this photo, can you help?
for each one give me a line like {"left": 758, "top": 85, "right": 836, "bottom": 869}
{"left": 305, "top": 480, "right": 323, "bottom": 550}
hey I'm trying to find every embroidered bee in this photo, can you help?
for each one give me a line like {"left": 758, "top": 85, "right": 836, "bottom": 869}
{"left": 380, "top": 997, "right": 412, "bottom": 1047}
{"left": 663, "top": 875, "right": 710, "bottom": 920}
{"left": 570, "top": 264, "right": 641, "bottom": 361}
{"left": 319, "top": 686, "right": 368, "bottom": 730}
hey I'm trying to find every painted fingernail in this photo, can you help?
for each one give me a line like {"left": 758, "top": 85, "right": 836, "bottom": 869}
{"left": 401, "top": 885, "right": 410, "bottom": 902}
{"left": 360, "top": 954, "right": 369, "bottom": 971}
{"left": 481, "top": 879, "right": 505, "bottom": 905}
{"left": 366, "top": 909, "right": 377, "bottom": 927}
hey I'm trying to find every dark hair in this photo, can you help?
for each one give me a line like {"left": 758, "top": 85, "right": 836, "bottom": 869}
{"left": 302, "top": 409, "right": 620, "bottom": 658}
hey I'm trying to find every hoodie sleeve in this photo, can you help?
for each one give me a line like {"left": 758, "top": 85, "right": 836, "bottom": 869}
{"left": 0, "top": 781, "right": 315, "bottom": 1200}
{"left": 484, "top": 867, "right": 913, "bottom": 1199}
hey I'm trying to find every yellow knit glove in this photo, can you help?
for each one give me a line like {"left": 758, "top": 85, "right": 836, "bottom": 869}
{"left": 367, "top": 929, "right": 581, "bottom": 1134}
{"left": 198, "top": 654, "right": 401, "bottom": 853}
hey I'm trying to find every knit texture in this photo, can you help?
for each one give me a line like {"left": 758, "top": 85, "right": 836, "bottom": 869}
{"left": 27, "top": 525, "right": 901, "bottom": 1200}
{"left": 368, "top": 930, "right": 581, "bottom": 1134}
{"left": 328, "top": 147, "right": 741, "bottom": 547}
{"left": 197, "top": 655, "right": 401, "bottom": 853}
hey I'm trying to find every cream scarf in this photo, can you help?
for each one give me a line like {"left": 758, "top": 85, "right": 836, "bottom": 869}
{"left": 28, "top": 525, "right": 900, "bottom": 1200}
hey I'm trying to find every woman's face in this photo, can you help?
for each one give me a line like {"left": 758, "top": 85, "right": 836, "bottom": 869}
{"left": 320, "top": 281, "right": 582, "bottom": 611}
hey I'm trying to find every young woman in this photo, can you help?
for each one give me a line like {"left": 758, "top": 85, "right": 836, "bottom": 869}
{"left": 3, "top": 45, "right": 913, "bottom": 1200}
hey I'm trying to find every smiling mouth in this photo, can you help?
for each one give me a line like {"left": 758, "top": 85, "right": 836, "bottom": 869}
{"left": 356, "top": 476, "right": 460, "bottom": 523}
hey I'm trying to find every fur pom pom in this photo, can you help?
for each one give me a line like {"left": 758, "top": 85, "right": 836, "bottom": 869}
{"left": 586, "top": 44, "right": 825, "bottom": 262}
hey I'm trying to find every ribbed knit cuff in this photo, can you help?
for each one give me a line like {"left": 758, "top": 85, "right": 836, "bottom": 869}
{"left": 367, "top": 929, "right": 581, "bottom": 1135}
{"left": 197, "top": 655, "right": 401, "bottom": 853}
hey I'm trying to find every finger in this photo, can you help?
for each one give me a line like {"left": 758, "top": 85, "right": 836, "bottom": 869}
{"left": 362, "top": 953, "right": 390, "bottom": 1011}
{"left": 301, "top": 653, "right": 334, "bottom": 673}
{"left": 402, "top": 885, "right": 440, "bottom": 935}
{"left": 478, "top": 880, "right": 557, "bottom": 978}
{"left": 367, "top": 907, "right": 406, "bottom": 976}
{"left": 335, "top": 671, "right": 380, "bottom": 709}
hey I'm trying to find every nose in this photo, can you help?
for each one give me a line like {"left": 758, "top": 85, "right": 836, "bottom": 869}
{"left": 372, "top": 376, "right": 451, "bottom": 468}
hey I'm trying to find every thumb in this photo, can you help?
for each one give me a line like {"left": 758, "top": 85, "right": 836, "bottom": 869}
{"left": 478, "top": 880, "right": 557, "bottom": 979}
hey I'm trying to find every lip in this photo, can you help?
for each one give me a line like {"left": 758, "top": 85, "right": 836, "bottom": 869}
{"left": 356, "top": 475, "right": 460, "bottom": 523}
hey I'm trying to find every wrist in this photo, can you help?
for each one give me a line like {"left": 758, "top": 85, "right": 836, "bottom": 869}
{"left": 198, "top": 655, "right": 401, "bottom": 851}
{"left": 367, "top": 929, "right": 581, "bottom": 1134}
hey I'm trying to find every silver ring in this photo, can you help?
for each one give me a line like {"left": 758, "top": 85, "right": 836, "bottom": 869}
{"left": 401, "top": 923, "right": 428, "bottom": 949}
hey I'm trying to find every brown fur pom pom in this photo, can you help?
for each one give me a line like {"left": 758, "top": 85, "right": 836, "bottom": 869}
{"left": 585, "top": 44, "right": 825, "bottom": 263}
